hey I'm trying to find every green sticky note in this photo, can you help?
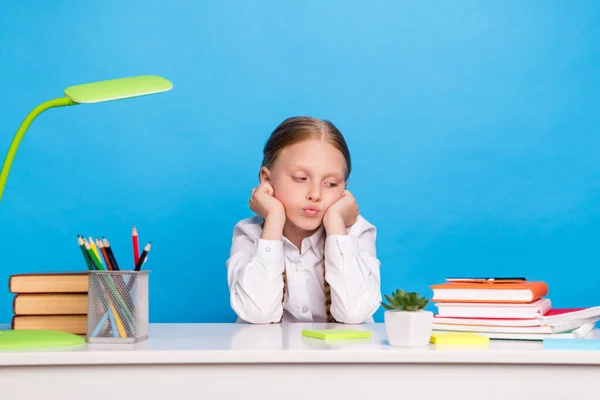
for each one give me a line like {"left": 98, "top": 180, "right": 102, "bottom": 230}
{"left": 0, "top": 330, "right": 85, "bottom": 350}
{"left": 301, "top": 328, "right": 372, "bottom": 340}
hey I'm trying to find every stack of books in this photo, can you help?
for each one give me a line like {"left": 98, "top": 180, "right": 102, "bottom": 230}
{"left": 9, "top": 271, "right": 89, "bottom": 335}
{"left": 429, "top": 278, "right": 600, "bottom": 340}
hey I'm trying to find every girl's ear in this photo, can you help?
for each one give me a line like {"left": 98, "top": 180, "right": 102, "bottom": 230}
{"left": 259, "top": 167, "right": 272, "bottom": 183}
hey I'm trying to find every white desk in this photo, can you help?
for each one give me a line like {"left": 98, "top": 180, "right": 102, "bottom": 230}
{"left": 1, "top": 323, "right": 599, "bottom": 400}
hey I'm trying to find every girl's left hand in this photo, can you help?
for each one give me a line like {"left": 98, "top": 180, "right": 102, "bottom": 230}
{"left": 324, "top": 190, "right": 359, "bottom": 229}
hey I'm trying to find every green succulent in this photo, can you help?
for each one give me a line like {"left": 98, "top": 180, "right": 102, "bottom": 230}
{"left": 381, "top": 289, "right": 429, "bottom": 311}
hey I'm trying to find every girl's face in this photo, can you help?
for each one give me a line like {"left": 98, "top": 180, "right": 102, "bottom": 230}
{"left": 261, "top": 138, "right": 347, "bottom": 234}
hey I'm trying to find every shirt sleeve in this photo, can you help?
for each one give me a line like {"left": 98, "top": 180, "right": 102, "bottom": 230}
{"left": 226, "top": 223, "right": 285, "bottom": 324}
{"left": 324, "top": 216, "right": 382, "bottom": 324}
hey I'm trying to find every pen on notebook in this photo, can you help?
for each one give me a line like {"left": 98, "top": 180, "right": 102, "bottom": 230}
{"left": 132, "top": 226, "right": 140, "bottom": 267}
{"left": 134, "top": 242, "right": 151, "bottom": 271}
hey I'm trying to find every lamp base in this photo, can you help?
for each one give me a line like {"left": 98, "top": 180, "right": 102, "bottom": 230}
{"left": 0, "top": 329, "right": 85, "bottom": 350}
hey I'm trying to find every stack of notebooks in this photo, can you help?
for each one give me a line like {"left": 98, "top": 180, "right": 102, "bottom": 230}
{"left": 430, "top": 278, "right": 600, "bottom": 340}
{"left": 9, "top": 272, "right": 89, "bottom": 335}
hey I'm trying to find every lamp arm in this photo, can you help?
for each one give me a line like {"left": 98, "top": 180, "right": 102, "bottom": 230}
{"left": 0, "top": 96, "right": 75, "bottom": 201}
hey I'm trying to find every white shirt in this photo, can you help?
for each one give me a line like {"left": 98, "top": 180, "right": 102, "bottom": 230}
{"left": 226, "top": 214, "right": 382, "bottom": 324}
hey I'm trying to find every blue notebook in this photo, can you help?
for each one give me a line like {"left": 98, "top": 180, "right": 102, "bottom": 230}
{"left": 543, "top": 338, "right": 600, "bottom": 350}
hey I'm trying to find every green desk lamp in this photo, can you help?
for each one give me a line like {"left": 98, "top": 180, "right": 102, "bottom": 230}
{"left": 0, "top": 75, "right": 172, "bottom": 349}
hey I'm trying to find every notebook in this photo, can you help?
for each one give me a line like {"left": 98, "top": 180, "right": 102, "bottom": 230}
{"left": 430, "top": 281, "right": 548, "bottom": 303}
{"left": 538, "top": 306, "right": 600, "bottom": 325}
{"left": 433, "top": 307, "right": 600, "bottom": 327}
{"left": 435, "top": 298, "right": 551, "bottom": 319}
{"left": 432, "top": 322, "right": 595, "bottom": 341}
{"left": 432, "top": 318, "right": 592, "bottom": 334}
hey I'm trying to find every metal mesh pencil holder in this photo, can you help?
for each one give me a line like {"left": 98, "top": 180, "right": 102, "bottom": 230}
{"left": 86, "top": 270, "right": 149, "bottom": 343}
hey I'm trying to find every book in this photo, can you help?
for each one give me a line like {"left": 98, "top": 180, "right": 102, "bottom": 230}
{"left": 301, "top": 329, "right": 372, "bottom": 340}
{"left": 430, "top": 281, "right": 548, "bottom": 303}
{"left": 13, "top": 293, "right": 88, "bottom": 315}
{"left": 11, "top": 315, "right": 87, "bottom": 335}
{"left": 433, "top": 322, "right": 595, "bottom": 341}
{"left": 434, "top": 316, "right": 545, "bottom": 327}
{"left": 434, "top": 298, "right": 552, "bottom": 318}
{"left": 432, "top": 318, "right": 593, "bottom": 334}
{"left": 430, "top": 332, "right": 489, "bottom": 346}
{"left": 538, "top": 306, "right": 600, "bottom": 325}
{"left": 8, "top": 271, "right": 88, "bottom": 294}
{"left": 433, "top": 307, "right": 600, "bottom": 327}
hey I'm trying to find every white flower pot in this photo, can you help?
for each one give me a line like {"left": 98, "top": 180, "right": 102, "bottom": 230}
{"left": 384, "top": 310, "right": 434, "bottom": 347}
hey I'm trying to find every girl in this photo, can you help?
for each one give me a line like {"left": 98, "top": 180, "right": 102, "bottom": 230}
{"left": 226, "top": 116, "right": 381, "bottom": 324}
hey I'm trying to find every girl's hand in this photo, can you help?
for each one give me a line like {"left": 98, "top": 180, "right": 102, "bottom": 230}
{"left": 323, "top": 190, "right": 359, "bottom": 234}
{"left": 249, "top": 182, "right": 286, "bottom": 222}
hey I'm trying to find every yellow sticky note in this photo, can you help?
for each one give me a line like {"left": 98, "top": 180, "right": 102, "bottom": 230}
{"left": 430, "top": 332, "right": 489, "bottom": 346}
{"left": 302, "top": 329, "right": 371, "bottom": 340}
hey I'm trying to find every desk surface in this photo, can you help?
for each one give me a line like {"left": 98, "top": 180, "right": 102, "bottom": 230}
{"left": 2, "top": 322, "right": 600, "bottom": 366}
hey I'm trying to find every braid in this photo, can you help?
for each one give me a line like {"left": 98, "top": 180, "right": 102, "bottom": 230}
{"left": 279, "top": 269, "right": 287, "bottom": 323}
{"left": 323, "top": 255, "right": 336, "bottom": 323}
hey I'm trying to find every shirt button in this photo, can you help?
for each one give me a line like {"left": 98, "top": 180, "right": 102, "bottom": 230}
{"left": 302, "top": 306, "right": 308, "bottom": 313}
{"left": 265, "top": 247, "right": 271, "bottom": 252}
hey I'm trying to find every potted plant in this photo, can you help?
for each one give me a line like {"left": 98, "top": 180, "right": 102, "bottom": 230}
{"left": 381, "top": 289, "right": 433, "bottom": 347}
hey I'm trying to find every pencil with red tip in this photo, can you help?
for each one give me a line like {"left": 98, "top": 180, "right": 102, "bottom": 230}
{"left": 132, "top": 226, "right": 140, "bottom": 267}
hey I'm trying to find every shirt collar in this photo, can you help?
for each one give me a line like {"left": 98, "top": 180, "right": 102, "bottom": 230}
{"left": 282, "top": 224, "right": 325, "bottom": 258}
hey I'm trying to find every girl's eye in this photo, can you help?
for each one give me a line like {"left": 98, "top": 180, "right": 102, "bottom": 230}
{"left": 293, "top": 176, "right": 307, "bottom": 182}
{"left": 325, "top": 182, "right": 339, "bottom": 188}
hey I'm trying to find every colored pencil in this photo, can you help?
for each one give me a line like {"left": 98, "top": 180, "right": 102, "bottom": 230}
{"left": 84, "top": 239, "right": 134, "bottom": 326}
{"left": 97, "top": 238, "right": 114, "bottom": 270}
{"left": 84, "top": 240, "right": 104, "bottom": 270}
{"left": 77, "top": 235, "right": 94, "bottom": 271}
{"left": 102, "top": 237, "right": 135, "bottom": 314}
{"left": 90, "top": 312, "right": 110, "bottom": 337}
{"left": 89, "top": 236, "right": 104, "bottom": 269}
{"left": 103, "top": 237, "right": 120, "bottom": 271}
{"left": 134, "top": 242, "right": 151, "bottom": 271}
{"left": 132, "top": 226, "right": 140, "bottom": 267}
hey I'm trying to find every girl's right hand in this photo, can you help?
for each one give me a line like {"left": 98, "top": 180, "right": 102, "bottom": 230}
{"left": 249, "top": 182, "right": 285, "bottom": 221}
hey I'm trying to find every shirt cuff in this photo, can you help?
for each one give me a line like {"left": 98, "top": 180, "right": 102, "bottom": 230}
{"left": 325, "top": 235, "right": 359, "bottom": 257}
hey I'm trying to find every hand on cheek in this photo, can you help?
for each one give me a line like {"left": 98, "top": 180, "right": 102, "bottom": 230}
{"left": 249, "top": 182, "right": 286, "bottom": 221}
{"left": 323, "top": 190, "right": 359, "bottom": 235}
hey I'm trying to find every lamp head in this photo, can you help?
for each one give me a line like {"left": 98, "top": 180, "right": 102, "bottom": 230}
{"left": 64, "top": 75, "right": 173, "bottom": 104}
{"left": 0, "top": 75, "right": 172, "bottom": 203}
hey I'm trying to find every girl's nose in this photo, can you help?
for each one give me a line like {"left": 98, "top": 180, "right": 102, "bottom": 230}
{"left": 307, "top": 184, "right": 322, "bottom": 202}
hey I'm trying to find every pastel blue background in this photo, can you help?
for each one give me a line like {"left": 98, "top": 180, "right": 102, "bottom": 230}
{"left": 1, "top": 1, "right": 599, "bottom": 324}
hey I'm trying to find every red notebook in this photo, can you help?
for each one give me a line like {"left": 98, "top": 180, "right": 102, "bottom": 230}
{"left": 430, "top": 281, "right": 548, "bottom": 303}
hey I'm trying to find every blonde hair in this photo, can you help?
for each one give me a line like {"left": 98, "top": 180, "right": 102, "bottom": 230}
{"left": 261, "top": 116, "right": 352, "bottom": 323}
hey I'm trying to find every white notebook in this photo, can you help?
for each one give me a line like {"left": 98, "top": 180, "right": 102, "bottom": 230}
{"left": 435, "top": 298, "right": 552, "bottom": 319}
